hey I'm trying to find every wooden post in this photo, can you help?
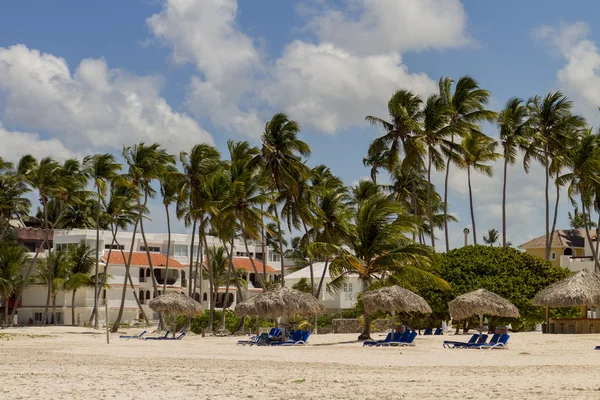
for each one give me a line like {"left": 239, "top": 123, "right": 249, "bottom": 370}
{"left": 545, "top": 306, "right": 550, "bottom": 334}
{"left": 581, "top": 305, "right": 588, "bottom": 319}
{"left": 479, "top": 314, "right": 484, "bottom": 334}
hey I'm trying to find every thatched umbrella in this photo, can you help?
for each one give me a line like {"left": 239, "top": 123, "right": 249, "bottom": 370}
{"left": 235, "top": 287, "right": 325, "bottom": 319}
{"left": 533, "top": 269, "right": 600, "bottom": 324}
{"left": 448, "top": 288, "right": 519, "bottom": 333}
{"left": 149, "top": 292, "right": 204, "bottom": 336}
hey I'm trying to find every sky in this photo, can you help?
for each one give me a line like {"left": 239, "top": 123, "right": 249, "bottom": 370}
{"left": 1, "top": 0, "right": 600, "bottom": 250}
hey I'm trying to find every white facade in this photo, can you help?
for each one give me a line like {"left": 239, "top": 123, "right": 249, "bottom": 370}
{"left": 14, "top": 228, "right": 281, "bottom": 325}
{"left": 285, "top": 262, "right": 363, "bottom": 312}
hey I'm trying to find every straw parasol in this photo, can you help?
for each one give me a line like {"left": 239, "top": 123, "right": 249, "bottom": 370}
{"left": 448, "top": 288, "right": 519, "bottom": 333}
{"left": 362, "top": 285, "right": 432, "bottom": 315}
{"left": 234, "top": 287, "right": 325, "bottom": 319}
{"left": 149, "top": 292, "right": 205, "bottom": 317}
{"left": 532, "top": 269, "right": 600, "bottom": 309}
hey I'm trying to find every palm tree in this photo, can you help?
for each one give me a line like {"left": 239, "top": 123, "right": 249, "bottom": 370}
{"left": 204, "top": 246, "right": 238, "bottom": 322}
{"left": 261, "top": 112, "right": 311, "bottom": 287}
{"left": 36, "top": 250, "right": 70, "bottom": 325}
{"left": 83, "top": 153, "right": 121, "bottom": 330}
{"left": 0, "top": 162, "right": 30, "bottom": 241}
{"left": 483, "top": 229, "right": 500, "bottom": 246}
{"left": 416, "top": 95, "right": 453, "bottom": 249}
{"left": 320, "top": 193, "right": 443, "bottom": 340}
{"left": 559, "top": 130, "right": 600, "bottom": 271}
{"left": 568, "top": 206, "right": 596, "bottom": 229}
{"left": 64, "top": 244, "right": 95, "bottom": 326}
{"left": 177, "top": 144, "right": 221, "bottom": 300}
{"left": 0, "top": 243, "right": 28, "bottom": 326}
{"left": 363, "top": 139, "right": 392, "bottom": 185}
{"left": 439, "top": 76, "right": 496, "bottom": 252}
{"left": 458, "top": 132, "right": 500, "bottom": 245}
{"left": 526, "top": 92, "right": 586, "bottom": 260}
{"left": 122, "top": 142, "right": 175, "bottom": 330}
{"left": 498, "top": 98, "right": 530, "bottom": 247}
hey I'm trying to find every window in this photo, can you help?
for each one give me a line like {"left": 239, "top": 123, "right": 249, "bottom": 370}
{"left": 173, "top": 244, "right": 188, "bottom": 257}
{"left": 34, "top": 312, "right": 43, "bottom": 323}
{"left": 270, "top": 253, "right": 281, "bottom": 262}
{"left": 105, "top": 244, "right": 125, "bottom": 250}
{"left": 551, "top": 252, "right": 556, "bottom": 260}
{"left": 140, "top": 246, "right": 161, "bottom": 252}
{"left": 343, "top": 282, "right": 354, "bottom": 302}
{"left": 56, "top": 243, "right": 78, "bottom": 253}
{"left": 564, "top": 248, "right": 573, "bottom": 256}
{"left": 236, "top": 251, "right": 249, "bottom": 257}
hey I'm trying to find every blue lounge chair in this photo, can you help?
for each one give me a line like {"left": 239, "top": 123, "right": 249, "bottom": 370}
{"left": 443, "top": 333, "right": 480, "bottom": 348}
{"left": 474, "top": 333, "right": 510, "bottom": 349}
{"left": 119, "top": 330, "right": 147, "bottom": 340}
{"left": 237, "top": 328, "right": 281, "bottom": 346}
{"left": 422, "top": 328, "right": 433, "bottom": 335}
{"left": 271, "top": 330, "right": 310, "bottom": 346}
{"left": 144, "top": 331, "right": 170, "bottom": 340}
{"left": 162, "top": 332, "right": 186, "bottom": 340}
{"left": 379, "top": 330, "right": 413, "bottom": 347}
{"left": 434, "top": 328, "right": 443, "bottom": 335}
{"left": 388, "top": 331, "right": 417, "bottom": 346}
{"left": 363, "top": 332, "right": 392, "bottom": 347}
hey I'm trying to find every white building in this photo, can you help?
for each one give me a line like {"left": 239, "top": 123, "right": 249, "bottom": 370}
{"left": 285, "top": 262, "right": 363, "bottom": 313}
{"left": 13, "top": 228, "right": 281, "bottom": 326}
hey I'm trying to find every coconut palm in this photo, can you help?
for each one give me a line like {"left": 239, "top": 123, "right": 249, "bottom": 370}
{"left": 204, "top": 246, "right": 238, "bottom": 315}
{"left": 498, "top": 98, "right": 530, "bottom": 247}
{"left": 568, "top": 206, "right": 596, "bottom": 230}
{"left": 363, "top": 139, "right": 392, "bottom": 185}
{"left": 526, "top": 92, "right": 586, "bottom": 260}
{"left": 0, "top": 243, "right": 28, "bottom": 326}
{"left": 83, "top": 153, "right": 122, "bottom": 329}
{"left": 558, "top": 129, "right": 600, "bottom": 271}
{"left": 177, "top": 144, "right": 221, "bottom": 299}
{"left": 320, "top": 193, "right": 442, "bottom": 340}
{"left": 261, "top": 112, "right": 311, "bottom": 287}
{"left": 458, "top": 132, "right": 500, "bottom": 245}
{"left": 439, "top": 76, "right": 496, "bottom": 252}
{"left": 64, "top": 244, "right": 95, "bottom": 326}
{"left": 36, "top": 250, "right": 70, "bottom": 325}
{"left": 0, "top": 162, "right": 30, "bottom": 241}
{"left": 483, "top": 229, "right": 500, "bottom": 246}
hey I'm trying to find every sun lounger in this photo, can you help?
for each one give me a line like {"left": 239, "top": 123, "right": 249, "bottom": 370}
{"left": 119, "top": 330, "right": 147, "bottom": 340}
{"left": 237, "top": 328, "right": 281, "bottom": 346}
{"left": 144, "top": 331, "right": 170, "bottom": 340}
{"left": 363, "top": 332, "right": 392, "bottom": 347}
{"left": 443, "top": 333, "right": 480, "bottom": 348}
{"left": 422, "top": 328, "right": 433, "bottom": 335}
{"left": 473, "top": 333, "right": 510, "bottom": 349}
{"left": 271, "top": 330, "right": 311, "bottom": 346}
{"left": 379, "top": 330, "right": 415, "bottom": 347}
{"left": 434, "top": 328, "right": 443, "bottom": 335}
{"left": 161, "top": 332, "right": 186, "bottom": 340}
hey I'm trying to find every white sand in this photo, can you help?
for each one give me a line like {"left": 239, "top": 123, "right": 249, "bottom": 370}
{"left": 1, "top": 327, "right": 600, "bottom": 399}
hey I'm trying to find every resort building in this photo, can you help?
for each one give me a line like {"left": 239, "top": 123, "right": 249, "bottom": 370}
{"left": 518, "top": 229, "right": 597, "bottom": 271}
{"left": 10, "top": 228, "right": 281, "bottom": 326}
{"left": 285, "top": 262, "right": 363, "bottom": 313}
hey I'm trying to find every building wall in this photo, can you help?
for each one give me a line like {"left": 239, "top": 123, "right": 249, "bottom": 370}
{"left": 525, "top": 247, "right": 583, "bottom": 267}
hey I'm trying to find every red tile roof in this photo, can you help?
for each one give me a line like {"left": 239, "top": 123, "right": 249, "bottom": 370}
{"left": 231, "top": 257, "right": 277, "bottom": 273}
{"left": 103, "top": 252, "right": 183, "bottom": 267}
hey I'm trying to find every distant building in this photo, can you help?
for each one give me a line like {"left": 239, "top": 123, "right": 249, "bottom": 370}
{"left": 518, "top": 229, "right": 597, "bottom": 271}
{"left": 10, "top": 228, "right": 281, "bottom": 326}
{"left": 285, "top": 262, "right": 363, "bottom": 313}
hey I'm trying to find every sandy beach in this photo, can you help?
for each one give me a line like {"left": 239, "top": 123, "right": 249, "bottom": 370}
{"left": 1, "top": 327, "right": 600, "bottom": 399}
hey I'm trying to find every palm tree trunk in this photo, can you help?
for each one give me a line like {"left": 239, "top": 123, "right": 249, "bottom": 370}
{"left": 272, "top": 207, "right": 287, "bottom": 288}
{"left": 467, "top": 166, "right": 477, "bottom": 245}
{"left": 314, "top": 259, "right": 330, "bottom": 299}
{"left": 548, "top": 173, "right": 560, "bottom": 255}
{"left": 261, "top": 204, "right": 267, "bottom": 284}
{"left": 545, "top": 149, "right": 550, "bottom": 260}
{"left": 93, "top": 188, "right": 101, "bottom": 330}
{"left": 582, "top": 201, "right": 600, "bottom": 272}
{"left": 203, "top": 234, "right": 215, "bottom": 333}
{"left": 5, "top": 296, "right": 9, "bottom": 327}
{"left": 163, "top": 203, "right": 172, "bottom": 294}
{"left": 188, "top": 218, "right": 197, "bottom": 297}
{"left": 502, "top": 157, "right": 508, "bottom": 247}
{"left": 42, "top": 200, "right": 52, "bottom": 326}
{"left": 358, "top": 278, "right": 371, "bottom": 340}
{"left": 219, "top": 236, "right": 235, "bottom": 330}
{"left": 443, "top": 148, "right": 451, "bottom": 252}
{"left": 240, "top": 220, "right": 266, "bottom": 290}
{"left": 412, "top": 174, "right": 417, "bottom": 242}
{"left": 302, "top": 221, "right": 315, "bottom": 295}
{"left": 594, "top": 212, "right": 600, "bottom": 259}
{"left": 137, "top": 194, "right": 165, "bottom": 330}
{"left": 71, "top": 290, "right": 77, "bottom": 326}
{"left": 427, "top": 151, "right": 435, "bottom": 250}
{"left": 194, "top": 230, "right": 203, "bottom": 296}
{"left": 52, "top": 295, "right": 57, "bottom": 325}
{"left": 111, "top": 218, "right": 140, "bottom": 333}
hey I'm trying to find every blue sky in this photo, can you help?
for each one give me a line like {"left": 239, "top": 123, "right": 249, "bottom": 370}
{"left": 1, "top": 0, "right": 600, "bottom": 249}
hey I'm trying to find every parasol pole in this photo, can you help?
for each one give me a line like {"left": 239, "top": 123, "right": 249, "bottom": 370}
{"left": 545, "top": 306, "right": 550, "bottom": 334}
{"left": 391, "top": 311, "right": 395, "bottom": 333}
{"left": 479, "top": 314, "right": 484, "bottom": 335}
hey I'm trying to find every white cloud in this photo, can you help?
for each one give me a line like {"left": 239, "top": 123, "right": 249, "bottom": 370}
{"left": 307, "top": 0, "right": 470, "bottom": 55}
{"left": 148, "top": 0, "right": 468, "bottom": 136}
{"left": 0, "top": 123, "right": 75, "bottom": 161}
{"left": 536, "top": 22, "right": 600, "bottom": 125}
{"left": 0, "top": 44, "right": 213, "bottom": 152}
